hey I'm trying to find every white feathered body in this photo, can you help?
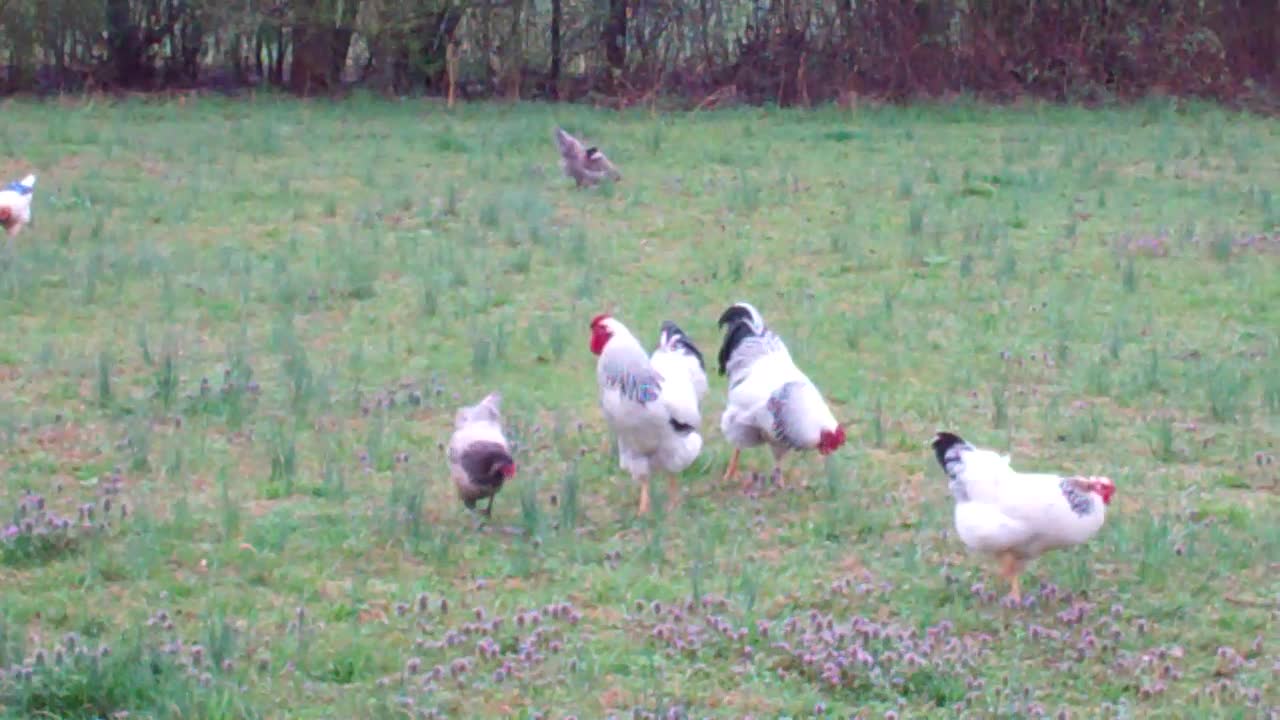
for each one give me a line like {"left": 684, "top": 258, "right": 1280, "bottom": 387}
{"left": 935, "top": 434, "right": 1109, "bottom": 562}
{"left": 717, "top": 304, "right": 842, "bottom": 456}
{"left": 596, "top": 320, "right": 706, "bottom": 478}
{"left": 0, "top": 174, "right": 36, "bottom": 235}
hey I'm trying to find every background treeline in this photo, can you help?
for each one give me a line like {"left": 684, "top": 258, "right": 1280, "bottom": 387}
{"left": 0, "top": 0, "right": 1276, "bottom": 107}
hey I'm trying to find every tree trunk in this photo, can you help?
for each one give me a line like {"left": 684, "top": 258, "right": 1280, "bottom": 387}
{"left": 182, "top": 20, "right": 204, "bottom": 83}
{"left": 273, "top": 27, "right": 286, "bottom": 86}
{"left": 8, "top": 16, "right": 34, "bottom": 92}
{"left": 290, "top": 23, "right": 330, "bottom": 94}
{"left": 403, "top": 4, "right": 462, "bottom": 96}
{"left": 602, "top": 0, "right": 627, "bottom": 80}
{"left": 550, "top": 0, "right": 563, "bottom": 97}
{"left": 1239, "top": 0, "right": 1278, "bottom": 83}
{"left": 503, "top": 0, "right": 526, "bottom": 99}
{"left": 105, "top": 0, "right": 150, "bottom": 88}
{"left": 253, "top": 33, "right": 263, "bottom": 82}
{"left": 330, "top": 27, "right": 355, "bottom": 83}
{"left": 699, "top": 0, "right": 714, "bottom": 69}
{"left": 288, "top": 0, "right": 359, "bottom": 95}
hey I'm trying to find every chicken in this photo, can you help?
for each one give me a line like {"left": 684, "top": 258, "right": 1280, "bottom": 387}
{"left": 0, "top": 174, "right": 36, "bottom": 239}
{"left": 930, "top": 431, "right": 1116, "bottom": 603}
{"left": 447, "top": 391, "right": 517, "bottom": 517}
{"left": 715, "top": 302, "right": 846, "bottom": 488}
{"left": 590, "top": 314, "right": 707, "bottom": 515}
{"left": 554, "top": 127, "right": 621, "bottom": 187}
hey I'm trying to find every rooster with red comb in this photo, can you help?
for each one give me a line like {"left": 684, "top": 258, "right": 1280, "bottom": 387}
{"left": 590, "top": 313, "right": 707, "bottom": 515}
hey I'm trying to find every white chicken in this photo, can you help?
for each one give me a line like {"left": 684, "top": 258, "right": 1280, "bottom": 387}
{"left": 447, "top": 391, "right": 517, "bottom": 517}
{"left": 0, "top": 174, "right": 37, "bottom": 239}
{"left": 716, "top": 302, "right": 846, "bottom": 488}
{"left": 590, "top": 314, "right": 707, "bottom": 515}
{"left": 930, "top": 431, "right": 1116, "bottom": 603}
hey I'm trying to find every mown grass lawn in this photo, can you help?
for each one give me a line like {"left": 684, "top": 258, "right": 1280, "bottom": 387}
{"left": 0, "top": 94, "right": 1277, "bottom": 719}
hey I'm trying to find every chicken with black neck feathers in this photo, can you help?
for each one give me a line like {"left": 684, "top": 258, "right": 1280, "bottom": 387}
{"left": 590, "top": 315, "right": 707, "bottom": 515}
{"left": 716, "top": 302, "right": 846, "bottom": 488}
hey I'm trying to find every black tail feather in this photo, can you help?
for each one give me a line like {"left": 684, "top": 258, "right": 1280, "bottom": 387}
{"left": 716, "top": 303, "right": 757, "bottom": 330}
{"left": 715, "top": 303, "right": 766, "bottom": 377}
{"left": 659, "top": 320, "right": 705, "bottom": 371}
{"left": 668, "top": 418, "right": 695, "bottom": 434}
{"left": 716, "top": 319, "right": 755, "bottom": 377}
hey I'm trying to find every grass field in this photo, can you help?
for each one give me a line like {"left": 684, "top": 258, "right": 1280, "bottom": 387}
{"left": 0, "top": 94, "right": 1277, "bottom": 719}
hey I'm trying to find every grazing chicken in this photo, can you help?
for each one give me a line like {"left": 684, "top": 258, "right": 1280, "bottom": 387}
{"left": 590, "top": 314, "right": 707, "bottom": 515}
{"left": 447, "top": 391, "right": 517, "bottom": 517}
{"left": 554, "top": 127, "right": 621, "bottom": 187}
{"left": 0, "top": 174, "right": 36, "bottom": 239}
{"left": 716, "top": 302, "right": 846, "bottom": 488}
{"left": 930, "top": 431, "right": 1116, "bottom": 603}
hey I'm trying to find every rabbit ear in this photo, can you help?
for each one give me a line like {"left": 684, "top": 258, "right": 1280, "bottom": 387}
{"left": 554, "top": 127, "right": 583, "bottom": 157}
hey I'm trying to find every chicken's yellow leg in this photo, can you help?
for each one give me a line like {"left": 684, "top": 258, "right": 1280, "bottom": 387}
{"left": 665, "top": 474, "right": 679, "bottom": 512}
{"left": 637, "top": 475, "right": 651, "bottom": 516}
{"left": 998, "top": 551, "right": 1022, "bottom": 604}
{"left": 722, "top": 449, "right": 740, "bottom": 482}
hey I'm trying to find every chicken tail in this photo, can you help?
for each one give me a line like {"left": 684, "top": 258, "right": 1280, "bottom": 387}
{"left": 715, "top": 302, "right": 767, "bottom": 376}
{"left": 5, "top": 174, "right": 35, "bottom": 195}
{"left": 455, "top": 391, "right": 503, "bottom": 428}
{"left": 717, "top": 302, "right": 766, "bottom": 334}
{"left": 657, "top": 320, "right": 705, "bottom": 371}
{"left": 478, "top": 391, "right": 502, "bottom": 414}
{"left": 554, "top": 127, "right": 582, "bottom": 159}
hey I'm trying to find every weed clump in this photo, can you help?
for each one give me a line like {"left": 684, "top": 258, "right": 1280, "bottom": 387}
{"left": 2, "top": 482, "right": 129, "bottom": 567}
{"left": 0, "top": 625, "right": 253, "bottom": 718}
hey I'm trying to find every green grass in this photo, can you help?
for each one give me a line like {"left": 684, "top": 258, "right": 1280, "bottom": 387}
{"left": 1, "top": 92, "right": 1278, "bottom": 719}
